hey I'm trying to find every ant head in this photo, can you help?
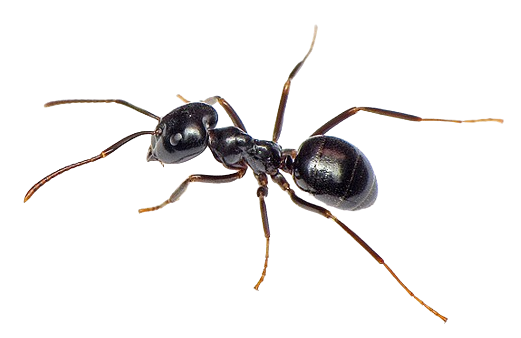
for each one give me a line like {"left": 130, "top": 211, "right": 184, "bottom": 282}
{"left": 147, "top": 102, "right": 218, "bottom": 164}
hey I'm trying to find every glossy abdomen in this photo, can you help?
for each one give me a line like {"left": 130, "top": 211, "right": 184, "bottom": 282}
{"left": 292, "top": 136, "right": 377, "bottom": 211}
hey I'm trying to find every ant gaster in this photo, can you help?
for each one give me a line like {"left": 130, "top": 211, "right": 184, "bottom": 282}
{"left": 24, "top": 26, "right": 503, "bottom": 322}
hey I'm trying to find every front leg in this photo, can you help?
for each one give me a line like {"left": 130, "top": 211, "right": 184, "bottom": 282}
{"left": 138, "top": 169, "right": 246, "bottom": 213}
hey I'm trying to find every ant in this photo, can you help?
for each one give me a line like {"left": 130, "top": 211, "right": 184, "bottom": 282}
{"left": 24, "top": 26, "right": 503, "bottom": 322}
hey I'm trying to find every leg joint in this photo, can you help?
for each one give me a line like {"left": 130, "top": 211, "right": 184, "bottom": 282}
{"left": 257, "top": 186, "right": 268, "bottom": 197}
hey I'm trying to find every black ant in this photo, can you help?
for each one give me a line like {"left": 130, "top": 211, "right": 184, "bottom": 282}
{"left": 24, "top": 26, "right": 503, "bottom": 322}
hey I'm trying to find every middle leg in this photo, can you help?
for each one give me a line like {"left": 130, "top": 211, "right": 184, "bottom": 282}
{"left": 253, "top": 173, "right": 271, "bottom": 290}
{"left": 312, "top": 106, "right": 503, "bottom": 136}
{"left": 272, "top": 25, "right": 317, "bottom": 142}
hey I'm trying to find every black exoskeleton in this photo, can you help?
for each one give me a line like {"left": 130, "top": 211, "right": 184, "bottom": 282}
{"left": 24, "top": 26, "right": 503, "bottom": 323}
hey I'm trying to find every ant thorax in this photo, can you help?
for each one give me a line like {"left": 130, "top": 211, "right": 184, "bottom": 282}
{"left": 209, "top": 126, "right": 282, "bottom": 175}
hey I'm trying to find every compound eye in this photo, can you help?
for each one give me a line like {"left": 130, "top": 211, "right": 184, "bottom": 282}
{"left": 170, "top": 133, "right": 183, "bottom": 146}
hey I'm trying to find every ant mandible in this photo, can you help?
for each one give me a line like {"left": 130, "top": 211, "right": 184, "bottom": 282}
{"left": 24, "top": 26, "right": 503, "bottom": 322}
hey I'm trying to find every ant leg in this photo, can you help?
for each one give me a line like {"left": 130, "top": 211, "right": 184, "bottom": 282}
{"left": 138, "top": 168, "right": 247, "bottom": 213}
{"left": 254, "top": 174, "right": 271, "bottom": 290}
{"left": 24, "top": 131, "right": 155, "bottom": 203}
{"left": 270, "top": 172, "right": 448, "bottom": 323}
{"left": 45, "top": 99, "right": 160, "bottom": 121}
{"left": 312, "top": 106, "right": 503, "bottom": 136}
{"left": 199, "top": 95, "right": 248, "bottom": 134}
{"left": 176, "top": 94, "right": 190, "bottom": 103}
{"left": 272, "top": 25, "right": 317, "bottom": 142}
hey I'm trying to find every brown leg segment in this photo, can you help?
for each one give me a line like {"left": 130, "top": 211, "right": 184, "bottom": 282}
{"left": 272, "top": 26, "right": 317, "bottom": 143}
{"left": 270, "top": 172, "right": 448, "bottom": 322}
{"left": 176, "top": 94, "right": 190, "bottom": 103}
{"left": 253, "top": 173, "right": 271, "bottom": 290}
{"left": 138, "top": 169, "right": 246, "bottom": 214}
{"left": 312, "top": 106, "right": 503, "bottom": 136}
